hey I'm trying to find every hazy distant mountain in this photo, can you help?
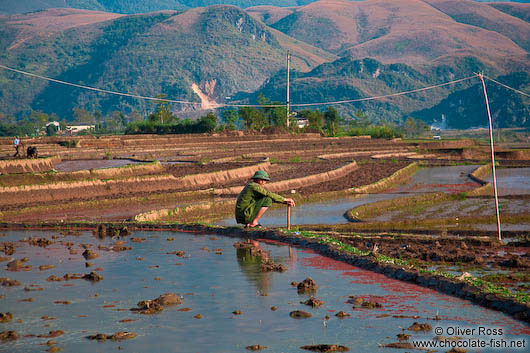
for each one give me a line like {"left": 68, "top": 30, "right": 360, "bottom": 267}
{"left": 258, "top": 0, "right": 530, "bottom": 67}
{"left": 0, "top": 0, "right": 316, "bottom": 15}
{"left": 0, "top": 6, "right": 334, "bottom": 117}
{"left": 409, "top": 72, "right": 530, "bottom": 129}
{"left": 0, "top": 0, "right": 529, "bottom": 128}
{"left": 1, "top": 0, "right": 525, "bottom": 15}
{"left": 489, "top": 2, "right": 530, "bottom": 23}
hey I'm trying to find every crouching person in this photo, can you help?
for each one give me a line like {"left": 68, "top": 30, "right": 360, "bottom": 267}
{"left": 235, "top": 170, "right": 295, "bottom": 228}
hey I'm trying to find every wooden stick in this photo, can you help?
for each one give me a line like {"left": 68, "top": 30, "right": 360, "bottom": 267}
{"left": 287, "top": 205, "right": 291, "bottom": 230}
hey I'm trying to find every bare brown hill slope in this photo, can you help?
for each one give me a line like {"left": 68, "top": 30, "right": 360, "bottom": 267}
{"left": 247, "top": 5, "right": 298, "bottom": 25}
{"left": 3, "top": 8, "right": 123, "bottom": 33}
{"left": 266, "top": 0, "right": 528, "bottom": 67}
{"left": 3, "top": 8, "right": 124, "bottom": 51}
{"left": 0, "top": 5, "right": 336, "bottom": 117}
{"left": 425, "top": 0, "right": 530, "bottom": 52}
{"left": 489, "top": 2, "right": 530, "bottom": 24}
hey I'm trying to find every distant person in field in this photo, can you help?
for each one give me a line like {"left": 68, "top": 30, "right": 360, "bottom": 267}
{"left": 13, "top": 136, "right": 20, "bottom": 158}
{"left": 235, "top": 170, "right": 295, "bottom": 228}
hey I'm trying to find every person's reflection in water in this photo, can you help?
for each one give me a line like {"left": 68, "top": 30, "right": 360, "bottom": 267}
{"left": 235, "top": 239, "right": 271, "bottom": 295}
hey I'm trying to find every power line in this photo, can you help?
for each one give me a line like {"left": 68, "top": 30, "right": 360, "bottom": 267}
{"left": 0, "top": 64, "right": 203, "bottom": 106}
{"left": 2, "top": 63, "right": 527, "bottom": 109}
{"left": 484, "top": 75, "right": 530, "bottom": 99}
{"left": 289, "top": 75, "right": 478, "bottom": 107}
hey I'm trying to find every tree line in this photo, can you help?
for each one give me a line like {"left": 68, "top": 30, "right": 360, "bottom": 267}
{"left": 0, "top": 93, "right": 433, "bottom": 138}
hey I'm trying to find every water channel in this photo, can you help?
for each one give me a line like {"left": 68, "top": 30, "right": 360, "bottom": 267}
{"left": 1, "top": 230, "right": 528, "bottom": 352}
{"left": 218, "top": 166, "right": 530, "bottom": 228}
{"left": 218, "top": 165, "right": 483, "bottom": 227}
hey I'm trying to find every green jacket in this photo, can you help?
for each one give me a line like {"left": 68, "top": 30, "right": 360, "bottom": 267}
{"left": 235, "top": 182, "right": 285, "bottom": 224}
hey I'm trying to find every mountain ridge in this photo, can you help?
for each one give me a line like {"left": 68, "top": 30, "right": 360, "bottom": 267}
{"left": 0, "top": 1, "right": 529, "bottom": 129}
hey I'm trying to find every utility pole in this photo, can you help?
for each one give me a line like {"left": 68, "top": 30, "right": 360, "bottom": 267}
{"left": 478, "top": 72, "right": 502, "bottom": 242}
{"left": 286, "top": 51, "right": 291, "bottom": 128}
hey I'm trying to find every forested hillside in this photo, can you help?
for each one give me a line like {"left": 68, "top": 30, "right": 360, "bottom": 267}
{"left": 0, "top": 6, "right": 332, "bottom": 117}
{"left": 0, "top": 0, "right": 529, "bottom": 129}
{"left": 409, "top": 72, "right": 530, "bottom": 129}
{"left": 0, "top": 0, "right": 315, "bottom": 14}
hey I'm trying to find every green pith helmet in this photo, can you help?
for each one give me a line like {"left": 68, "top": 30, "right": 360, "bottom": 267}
{"left": 252, "top": 170, "right": 270, "bottom": 181}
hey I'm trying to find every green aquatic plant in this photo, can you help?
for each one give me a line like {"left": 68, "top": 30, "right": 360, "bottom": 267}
{"left": 282, "top": 228, "right": 529, "bottom": 304}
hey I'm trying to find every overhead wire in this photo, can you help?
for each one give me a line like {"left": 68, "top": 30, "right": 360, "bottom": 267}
{"left": 0, "top": 64, "right": 203, "bottom": 106}
{"left": 288, "top": 75, "right": 477, "bottom": 107}
{"left": 483, "top": 75, "right": 530, "bottom": 99}
{"left": 0, "top": 63, "right": 528, "bottom": 109}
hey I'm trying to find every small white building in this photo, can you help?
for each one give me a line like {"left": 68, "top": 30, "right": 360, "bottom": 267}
{"left": 66, "top": 124, "right": 95, "bottom": 134}
{"left": 45, "top": 121, "right": 61, "bottom": 130}
{"left": 296, "top": 117, "right": 309, "bottom": 129}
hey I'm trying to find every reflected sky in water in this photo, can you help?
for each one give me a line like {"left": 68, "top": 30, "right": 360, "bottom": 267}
{"left": 1, "top": 230, "right": 527, "bottom": 352}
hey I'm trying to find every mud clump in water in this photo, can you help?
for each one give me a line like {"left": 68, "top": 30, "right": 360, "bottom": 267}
{"left": 82, "top": 271, "right": 104, "bottom": 282}
{"left": 38, "top": 330, "right": 64, "bottom": 338}
{"left": 0, "top": 330, "right": 18, "bottom": 342}
{"left": 360, "top": 301, "right": 383, "bottom": 309}
{"left": 26, "top": 237, "right": 54, "bottom": 247}
{"left": 234, "top": 241, "right": 286, "bottom": 272}
{"left": 347, "top": 296, "right": 364, "bottom": 305}
{"left": 382, "top": 342, "right": 415, "bottom": 349}
{"left": 167, "top": 250, "right": 186, "bottom": 257}
{"left": 446, "top": 348, "right": 468, "bottom": 353}
{"left": 297, "top": 278, "right": 318, "bottom": 294}
{"left": 1, "top": 242, "right": 16, "bottom": 255}
{"left": 110, "top": 240, "right": 132, "bottom": 252}
{"left": 154, "top": 293, "right": 182, "bottom": 305}
{"left": 290, "top": 310, "right": 312, "bottom": 319}
{"left": 397, "top": 333, "right": 410, "bottom": 341}
{"left": 94, "top": 225, "right": 131, "bottom": 238}
{"left": 39, "top": 264, "right": 55, "bottom": 271}
{"left": 261, "top": 260, "right": 287, "bottom": 273}
{"left": 82, "top": 249, "right": 98, "bottom": 260}
{"left": 408, "top": 322, "right": 432, "bottom": 332}
{"left": 7, "top": 259, "right": 31, "bottom": 271}
{"left": 110, "top": 331, "right": 137, "bottom": 341}
{"left": 54, "top": 300, "right": 71, "bottom": 305}
{"left": 246, "top": 345, "right": 267, "bottom": 351}
{"left": 302, "top": 297, "right": 324, "bottom": 308}
{"left": 335, "top": 311, "right": 350, "bottom": 318}
{"left": 47, "top": 275, "right": 64, "bottom": 282}
{"left": 0, "top": 312, "right": 13, "bottom": 323}
{"left": 131, "top": 301, "right": 162, "bottom": 314}
{"left": 131, "top": 293, "right": 182, "bottom": 314}
{"left": 46, "top": 345, "right": 61, "bottom": 353}
{"left": 63, "top": 273, "right": 84, "bottom": 280}
{"left": 1, "top": 277, "right": 21, "bottom": 286}
{"left": 300, "top": 344, "right": 349, "bottom": 352}
{"left": 87, "top": 331, "right": 137, "bottom": 341}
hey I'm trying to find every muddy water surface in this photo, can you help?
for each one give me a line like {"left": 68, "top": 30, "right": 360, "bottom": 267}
{"left": 54, "top": 159, "right": 142, "bottom": 172}
{"left": 0, "top": 230, "right": 527, "bottom": 352}
{"left": 485, "top": 167, "right": 530, "bottom": 196}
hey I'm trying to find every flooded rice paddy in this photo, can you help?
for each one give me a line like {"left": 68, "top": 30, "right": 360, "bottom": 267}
{"left": 485, "top": 167, "right": 530, "bottom": 196}
{"left": 54, "top": 159, "right": 142, "bottom": 172}
{"left": 1, "top": 230, "right": 528, "bottom": 352}
{"left": 218, "top": 165, "right": 482, "bottom": 227}
{"left": 218, "top": 165, "right": 530, "bottom": 230}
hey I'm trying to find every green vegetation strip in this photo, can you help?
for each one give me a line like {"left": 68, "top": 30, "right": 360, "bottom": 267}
{"left": 283, "top": 228, "right": 530, "bottom": 304}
